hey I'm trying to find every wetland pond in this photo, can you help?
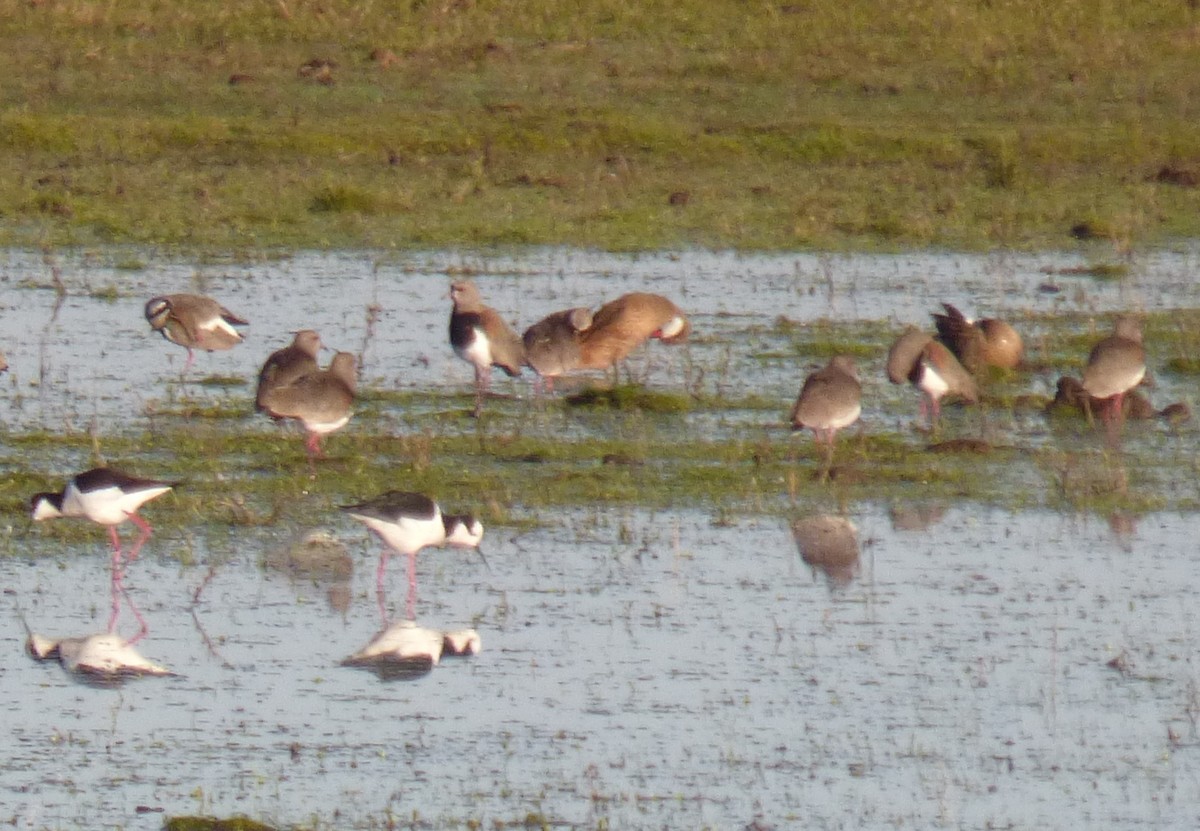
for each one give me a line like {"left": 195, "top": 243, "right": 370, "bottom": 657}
{"left": 1, "top": 247, "right": 1199, "bottom": 829}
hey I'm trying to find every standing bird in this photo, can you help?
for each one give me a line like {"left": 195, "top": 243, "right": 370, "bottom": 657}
{"left": 578, "top": 292, "right": 690, "bottom": 373}
{"left": 340, "top": 491, "right": 484, "bottom": 621}
{"left": 790, "top": 355, "right": 862, "bottom": 455}
{"left": 255, "top": 330, "right": 323, "bottom": 414}
{"left": 886, "top": 328, "right": 978, "bottom": 428}
{"left": 31, "top": 470, "right": 175, "bottom": 643}
{"left": 144, "top": 294, "right": 248, "bottom": 374}
{"left": 258, "top": 351, "right": 357, "bottom": 460}
{"left": 522, "top": 306, "right": 594, "bottom": 391}
{"left": 448, "top": 281, "right": 525, "bottom": 417}
{"left": 32, "top": 467, "right": 177, "bottom": 641}
{"left": 931, "top": 303, "right": 1023, "bottom": 373}
{"left": 31, "top": 468, "right": 175, "bottom": 646}
{"left": 1081, "top": 316, "right": 1146, "bottom": 430}
{"left": 31, "top": 468, "right": 177, "bottom": 566}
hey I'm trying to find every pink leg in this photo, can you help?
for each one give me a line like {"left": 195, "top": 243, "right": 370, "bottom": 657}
{"left": 124, "top": 513, "right": 153, "bottom": 563}
{"left": 405, "top": 551, "right": 418, "bottom": 621}
{"left": 108, "top": 556, "right": 122, "bottom": 632}
{"left": 473, "top": 366, "right": 487, "bottom": 417}
{"left": 113, "top": 570, "right": 149, "bottom": 645}
{"left": 305, "top": 431, "right": 324, "bottom": 459}
{"left": 108, "top": 526, "right": 125, "bottom": 576}
{"left": 1104, "top": 393, "right": 1125, "bottom": 447}
{"left": 183, "top": 348, "right": 196, "bottom": 376}
{"left": 375, "top": 551, "right": 391, "bottom": 625}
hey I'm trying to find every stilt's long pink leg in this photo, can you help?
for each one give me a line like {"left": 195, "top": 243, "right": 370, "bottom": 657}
{"left": 124, "top": 513, "right": 153, "bottom": 563}
{"left": 375, "top": 551, "right": 391, "bottom": 625}
{"left": 405, "top": 552, "right": 419, "bottom": 621}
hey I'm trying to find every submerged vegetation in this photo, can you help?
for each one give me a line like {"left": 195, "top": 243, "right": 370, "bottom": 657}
{"left": 1, "top": 2, "right": 1200, "bottom": 250}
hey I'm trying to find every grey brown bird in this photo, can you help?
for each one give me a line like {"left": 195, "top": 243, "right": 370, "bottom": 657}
{"left": 522, "top": 306, "right": 594, "bottom": 389}
{"left": 931, "top": 303, "right": 1023, "bottom": 373}
{"left": 145, "top": 294, "right": 248, "bottom": 373}
{"left": 886, "top": 327, "right": 934, "bottom": 385}
{"left": 1081, "top": 316, "right": 1146, "bottom": 427}
{"left": 1046, "top": 376, "right": 1155, "bottom": 420}
{"left": 578, "top": 292, "right": 690, "bottom": 372}
{"left": 258, "top": 351, "right": 357, "bottom": 459}
{"left": 887, "top": 328, "right": 978, "bottom": 427}
{"left": 448, "top": 281, "right": 525, "bottom": 417}
{"left": 255, "top": 330, "right": 322, "bottom": 414}
{"left": 790, "top": 355, "right": 862, "bottom": 448}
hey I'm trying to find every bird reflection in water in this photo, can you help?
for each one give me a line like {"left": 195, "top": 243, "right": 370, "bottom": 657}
{"left": 791, "top": 515, "right": 861, "bottom": 588}
{"left": 25, "top": 576, "right": 171, "bottom": 687}
{"left": 341, "top": 619, "right": 480, "bottom": 682}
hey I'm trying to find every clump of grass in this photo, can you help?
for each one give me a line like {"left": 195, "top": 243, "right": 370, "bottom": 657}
{"left": 1043, "top": 262, "right": 1130, "bottom": 280}
{"left": 308, "top": 185, "right": 379, "bottom": 215}
{"left": 88, "top": 284, "right": 120, "bottom": 301}
{"left": 164, "top": 816, "right": 276, "bottom": 831}
{"left": 1165, "top": 357, "right": 1200, "bottom": 374}
{"left": 194, "top": 375, "right": 248, "bottom": 387}
{"left": 565, "top": 385, "right": 692, "bottom": 413}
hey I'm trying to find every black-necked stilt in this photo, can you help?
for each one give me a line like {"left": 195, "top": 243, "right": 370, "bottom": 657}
{"left": 931, "top": 303, "right": 1024, "bottom": 373}
{"left": 340, "top": 491, "right": 484, "bottom": 620}
{"left": 145, "top": 293, "right": 248, "bottom": 374}
{"left": 522, "top": 306, "right": 594, "bottom": 390}
{"left": 255, "top": 329, "right": 322, "bottom": 414}
{"left": 31, "top": 467, "right": 176, "bottom": 564}
{"left": 1081, "top": 316, "right": 1146, "bottom": 432}
{"left": 886, "top": 328, "right": 978, "bottom": 428}
{"left": 448, "top": 280, "right": 525, "bottom": 417}
{"left": 31, "top": 467, "right": 176, "bottom": 638}
{"left": 258, "top": 351, "right": 357, "bottom": 459}
{"left": 577, "top": 292, "right": 690, "bottom": 373}
{"left": 790, "top": 355, "right": 862, "bottom": 452}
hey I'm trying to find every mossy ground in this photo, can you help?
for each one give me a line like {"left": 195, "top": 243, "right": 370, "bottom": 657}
{"left": 1, "top": 2, "right": 1200, "bottom": 250}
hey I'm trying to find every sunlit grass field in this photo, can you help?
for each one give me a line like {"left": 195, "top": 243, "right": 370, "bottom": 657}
{"left": 1, "top": 1, "right": 1199, "bottom": 250}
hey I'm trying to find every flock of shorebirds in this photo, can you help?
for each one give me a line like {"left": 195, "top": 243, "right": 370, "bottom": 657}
{"left": 23, "top": 278, "right": 1174, "bottom": 668}
{"left": 24, "top": 280, "right": 694, "bottom": 661}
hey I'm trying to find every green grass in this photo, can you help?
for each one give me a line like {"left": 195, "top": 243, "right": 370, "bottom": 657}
{"left": 0, "top": 1, "right": 1199, "bottom": 250}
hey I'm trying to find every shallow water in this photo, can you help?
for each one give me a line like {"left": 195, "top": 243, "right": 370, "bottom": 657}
{"left": 6, "top": 506, "right": 1199, "bottom": 829}
{"left": 1, "top": 246, "right": 1198, "bottom": 433}
{"left": 1, "top": 246, "right": 1198, "bottom": 829}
